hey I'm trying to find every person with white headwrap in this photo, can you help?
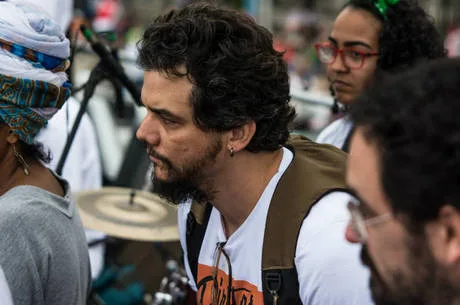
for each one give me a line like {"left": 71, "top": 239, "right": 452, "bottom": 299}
{"left": 32, "top": 0, "right": 106, "bottom": 281}
{"left": 0, "top": 1, "right": 91, "bottom": 304}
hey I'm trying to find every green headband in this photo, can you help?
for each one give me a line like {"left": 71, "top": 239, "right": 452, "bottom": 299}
{"left": 374, "top": 0, "right": 399, "bottom": 18}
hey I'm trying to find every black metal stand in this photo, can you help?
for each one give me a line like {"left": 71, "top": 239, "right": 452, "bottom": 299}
{"left": 56, "top": 61, "right": 128, "bottom": 176}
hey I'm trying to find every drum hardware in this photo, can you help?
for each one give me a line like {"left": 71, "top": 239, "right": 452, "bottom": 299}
{"left": 76, "top": 187, "right": 188, "bottom": 304}
{"left": 144, "top": 259, "right": 189, "bottom": 305}
{"left": 87, "top": 291, "right": 106, "bottom": 305}
{"left": 75, "top": 187, "right": 179, "bottom": 242}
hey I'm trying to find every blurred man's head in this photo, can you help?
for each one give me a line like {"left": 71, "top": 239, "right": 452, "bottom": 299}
{"left": 345, "top": 58, "right": 460, "bottom": 305}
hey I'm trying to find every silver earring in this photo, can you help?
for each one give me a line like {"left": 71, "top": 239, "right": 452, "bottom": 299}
{"left": 229, "top": 147, "right": 234, "bottom": 157}
{"left": 13, "top": 145, "right": 30, "bottom": 176}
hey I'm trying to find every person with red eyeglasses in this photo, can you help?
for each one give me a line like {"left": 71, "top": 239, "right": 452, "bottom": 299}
{"left": 315, "top": 0, "right": 445, "bottom": 152}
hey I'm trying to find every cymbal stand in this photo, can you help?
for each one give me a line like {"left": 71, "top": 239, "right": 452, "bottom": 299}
{"left": 56, "top": 62, "right": 124, "bottom": 175}
{"left": 148, "top": 259, "right": 188, "bottom": 305}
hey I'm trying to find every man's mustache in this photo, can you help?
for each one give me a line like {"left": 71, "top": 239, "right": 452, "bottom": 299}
{"left": 361, "top": 245, "right": 371, "bottom": 268}
{"left": 147, "top": 146, "right": 173, "bottom": 169}
{"left": 361, "top": 244, "right": 388, "bottom": 292}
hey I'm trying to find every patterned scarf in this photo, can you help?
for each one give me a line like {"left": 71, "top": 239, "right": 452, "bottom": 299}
{"left": 0, "top": 74, "right": 71, "bottom": 144}
{"left": 0, "top": 1, "right": 71, "bottom": 144}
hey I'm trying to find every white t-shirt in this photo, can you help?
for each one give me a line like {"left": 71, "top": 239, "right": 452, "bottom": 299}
{"left": 36, "top": 97, "right": 102, "bottom": 192}
{"left": 178, "top": 148, "right": 373, "bottom": 305}
{"left": 36, "top": 97, "right": 105, "bottom": 280}
{"left": 316, "top": 116, "right": 353, "bottom": 150}
{"left": 32, "top": 0, "right": 74, "bottom": 31}
{"left": 0, "top": 267, "right": 13, "bottom": 305}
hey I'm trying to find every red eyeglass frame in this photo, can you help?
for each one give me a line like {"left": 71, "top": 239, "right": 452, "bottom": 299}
{"left": 314, "top": 42, "right": 380, "bottom": 69}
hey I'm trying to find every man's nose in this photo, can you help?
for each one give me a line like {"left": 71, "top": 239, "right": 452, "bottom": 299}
{"left": 136, "top": 119, "right": 147, "bottom": 141}
{"left": 345, "top": 221, "right": 361, "bottom": 244}
{"left": 136, "top": 116, "right": 160, "bottom": 146}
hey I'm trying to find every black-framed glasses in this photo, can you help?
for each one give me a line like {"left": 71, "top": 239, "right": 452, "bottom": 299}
{"left": 347, "top": 198, "right": 393, "bottom": 243}
{"left": 211, "top": 242, "right": 234, "bottom": 305}
{"left": 315, "top": 43, "right": 380, "bottom": 69}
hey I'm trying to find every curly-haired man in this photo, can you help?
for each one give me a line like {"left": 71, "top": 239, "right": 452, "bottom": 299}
{"left": 136, "top": 2, "right": 372, "bottom": 305}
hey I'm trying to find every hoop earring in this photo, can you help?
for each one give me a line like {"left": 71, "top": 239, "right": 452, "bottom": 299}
{"left": 229, "top": 147, "right": 234, "bottom": 158}
{"left": 12, "top": 145, "right": 30, "bottom": 176}
{"left": 329, "top": 84, "right": 339, "bottom": 115}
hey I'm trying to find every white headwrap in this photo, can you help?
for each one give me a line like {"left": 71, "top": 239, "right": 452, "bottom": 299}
{"left": 0, "top": 0, "right": 71, "bottom": 142}
{"left": 0, "top": 0, "right": 69, "bottom": 87}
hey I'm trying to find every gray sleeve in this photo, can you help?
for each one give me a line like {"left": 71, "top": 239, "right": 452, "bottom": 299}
{"left": 0, "top": 211, "right": 46, "bottom": 305}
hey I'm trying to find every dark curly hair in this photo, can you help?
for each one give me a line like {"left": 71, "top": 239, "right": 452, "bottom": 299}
{"left": 21, "top": 141, "right": 51, "bottom": 164}
{"left": 329, "top": 0, "right": 447, "bottom": 112}
{"left": 351, "top": 58, "right": 460, "bottom": 227}
{"left": 137, "top": 2, "right": 295, "bottom": 152}
{"left": 343, "top": 0, "right": 446, "bottom": 72}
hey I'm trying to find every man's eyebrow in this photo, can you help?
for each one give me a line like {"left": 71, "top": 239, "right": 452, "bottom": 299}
{"left": 346, "top": 185, "right": 379, "bottom": 215}
{"left": 356, "top": 196, "right": 375, "bottom": 214}
{"left": 148, "top": 106, "right": 184, "bottom": 122}
{"left": 328, "top": 36, "right": 373, "bottom": 49}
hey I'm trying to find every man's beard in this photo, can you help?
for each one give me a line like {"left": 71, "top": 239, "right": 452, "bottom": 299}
{"left": 149, "top": 138, "right": 222, "bottom": 205}
{"left": 361, "top": 234, "right": 458, "bottom": 305}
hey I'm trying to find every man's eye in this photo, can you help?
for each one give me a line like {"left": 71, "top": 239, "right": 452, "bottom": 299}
{"left": 360, "top": 206, "right": 377, "bottom": 220}
{"left": 162, "top": 117, "right": 176, "bottom": 125}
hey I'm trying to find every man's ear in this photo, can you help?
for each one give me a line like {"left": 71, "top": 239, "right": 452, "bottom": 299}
{"left": 226, "top": 120, "right": 256, "bottom": 154}
{"left": 433, "top": 205, "right": 460, "bottom": 264}
{"left": 6, "top": 130, "right": 19, "bottom": 144}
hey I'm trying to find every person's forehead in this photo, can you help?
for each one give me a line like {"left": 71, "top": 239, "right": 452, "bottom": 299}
{"left": 347, "top": 129, "right": 381, "bottom": 197}
{"left": 330, "top": 7, "right": 382, "bottom": 47}
{"left": 142, "top": 71, "right": 193, "bottom": 104}
{"left": 348, "top": 129, "right": 398, "bottom": 216}
{"left": 143, "top": 69, "right": 191, "bottom": 88}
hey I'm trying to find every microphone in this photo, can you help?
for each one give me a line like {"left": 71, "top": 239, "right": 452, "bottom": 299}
{"left": 80, "top": 24, "right": 141, "bottom": 106}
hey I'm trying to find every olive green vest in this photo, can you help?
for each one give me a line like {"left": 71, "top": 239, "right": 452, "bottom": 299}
{"left": 186, "top": 134, "right": 349, "bottom": 305}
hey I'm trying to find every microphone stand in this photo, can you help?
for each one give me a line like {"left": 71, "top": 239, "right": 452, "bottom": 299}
{"left": 56, "top": 61, "right": 124, "bottom": 175}
{"left": 110, "top": 48, "right": 127, "bottom": 119}
{"left": 56, "top": 26, "right": 141, "bottom": 176}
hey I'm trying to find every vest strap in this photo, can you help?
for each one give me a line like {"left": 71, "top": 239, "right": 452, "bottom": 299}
{"left": 186, "top": 135, "right": 348, "bottom": 304}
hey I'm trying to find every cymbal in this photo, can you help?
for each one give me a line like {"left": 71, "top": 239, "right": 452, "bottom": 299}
{"left": 74, "top": 187, "right": 179, "bottom": 242}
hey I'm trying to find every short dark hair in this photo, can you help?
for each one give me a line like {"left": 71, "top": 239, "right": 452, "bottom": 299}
{"left": 137, "top": 2, "right": 295, "bottom": 152}
{"left": 351, "top": 58, "right": 460, "bottom": 226}
{"left": 21, "top": 141, "right": 51, "bottom": 164}
{"left": 343, "top": 0, "right": 446, "bottom": 72}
